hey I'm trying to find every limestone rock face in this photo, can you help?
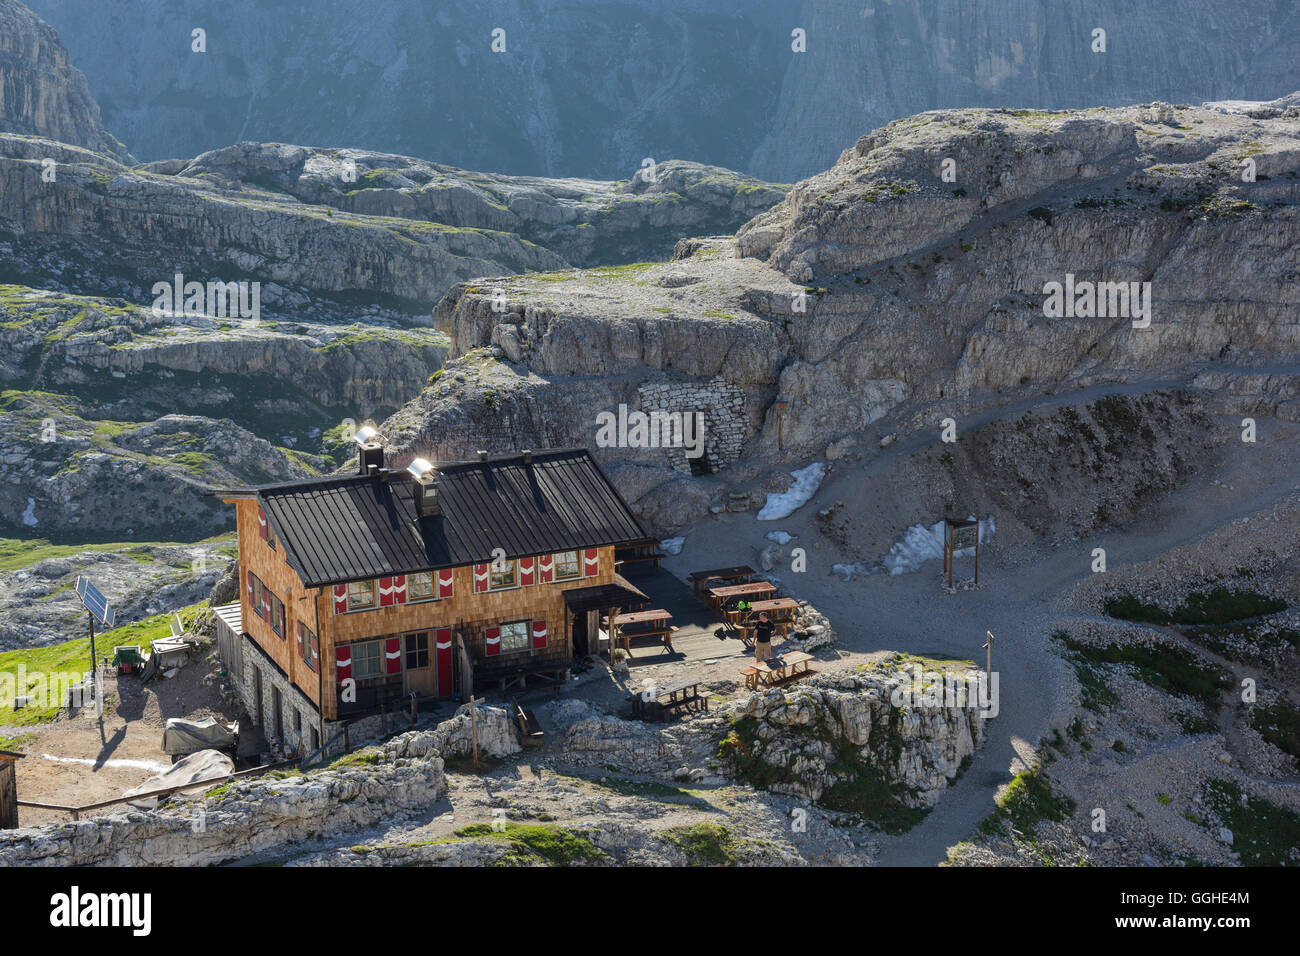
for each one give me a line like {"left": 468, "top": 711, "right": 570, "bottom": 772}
{"left": 0, "top": 0, "right": 129, "bottom": 161}
{"left": 28, "top": 0, "right": 1300, "bottom": 181}
{"left": 389, "top": 98, "right": 1300, "bottom": 533}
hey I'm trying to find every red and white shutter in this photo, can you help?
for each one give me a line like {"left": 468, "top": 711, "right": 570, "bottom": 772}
{"left": 332, "top": 584, "right": 348, "bottom": 615}
{"left": 378, "top": 576, "right": 396, "bottom": 607}
{"left": 473, "top": 563, "right": 489, "bottom": 593}
{"left": 296, "top": 622, "right": 306, "bottom": 659}
{"left": 261, "top": 586, "right": 272, "bottom": 619}
{"left": 257, "top": 505, "right": 268, "bottom": 540}
{"left": 393, "top": 574, "right": 407, "bottom": 604}
{"left": 538, "top": 554, "right": 554, "bottom": 583}
{"left": 532, "top": 619, "right": 548, "bottom": 650}
{"left": 519, "top": 556, "right": 535, "bottom": 586}
{"left": 436, "top": 570, "right": 454, "bottom": 599}
{"left": 435, "top": 628, "right": 453, "bottom": 697}
{"left": 308, "top": 633, "right": 320, "bottom": 673}
{"left": 384, "top": 637, "right": 402, "bottom": 675}
{"left": 484, "top": 626, "right": 501, "bottom": 656}
{"left": 247, "top": 570, "right": 255, "bottom": 605}
{"left": 335, "top": 645, "right": 352, "bottom": 682}
{"left": 583, "top": 547, "right": 599, "bottom": 577}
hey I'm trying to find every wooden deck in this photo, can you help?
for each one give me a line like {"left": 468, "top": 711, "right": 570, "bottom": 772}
{"left": 614, "top": 565, "right": 749, "bottom": 666}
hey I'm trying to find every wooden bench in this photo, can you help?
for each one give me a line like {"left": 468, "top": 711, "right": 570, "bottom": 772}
{"left": 616, "top": 542, "right": 666, "bottom": 569}
{"left": 687, "top": 565, "right": 756, "bottom": 596}
{"left": 744, "top": 651, "right": 815, "bottom": 689}
{"left": 603, "top": 609, "right": 675, "bottom": 652}
{"left": 510, "top": 698, "right": 544, "bottom": 747}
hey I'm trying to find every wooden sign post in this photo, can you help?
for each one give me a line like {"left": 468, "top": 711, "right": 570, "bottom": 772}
{"left": 466, "top": 695, "right": 485, "bottom": 769}
{"left": 944, "top": 518, "right": 981, "bottom": 588}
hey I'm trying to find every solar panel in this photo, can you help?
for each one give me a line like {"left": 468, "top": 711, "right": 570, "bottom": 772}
{"left": 74, "top": 575, "right": 116, "bottom": 629}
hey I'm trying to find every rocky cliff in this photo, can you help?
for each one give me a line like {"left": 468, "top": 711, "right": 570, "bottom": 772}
{"left": 26, "top": 0, "right": 1300, "bottom": 181}
{"left": 0, "top": 0, "right": 129, "bottom": 161}
{"left": 386, "top": 97, "right": 1300, "bottom": 532}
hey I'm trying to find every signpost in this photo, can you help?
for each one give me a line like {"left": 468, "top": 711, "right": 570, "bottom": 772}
{"left": 74, "top": 576, "right": 114, "bottom": 719}
{"left": 943, "top": 518, "right": 981, "bottom": 589}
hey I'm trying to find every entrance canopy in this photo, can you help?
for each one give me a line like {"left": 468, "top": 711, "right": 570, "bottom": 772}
{"left": 562, "top": 574, "right": 649, "bottom": 612}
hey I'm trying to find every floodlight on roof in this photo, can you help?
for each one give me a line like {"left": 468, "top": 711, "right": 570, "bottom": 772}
{"left": 408, "top": 457, "right": 441, "bottom": 516}
{"left": 354, "top": 423, "right": 383, "bottom": 447}
{"left": 407, "top": 457, "right": 436, "bottom": 481}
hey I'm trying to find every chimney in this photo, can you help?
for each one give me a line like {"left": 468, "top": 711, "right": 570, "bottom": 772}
{"left": 353, "top": 422, "right": 385, "bottom": 476}
{"left": 407, "top": 458, "right": 440, "bottom": 517}
{"left": 477, "top": 449, "right": 489, "bottom": 461}
{"left": 522, "top": 449, "right": 533, "bottom": 465}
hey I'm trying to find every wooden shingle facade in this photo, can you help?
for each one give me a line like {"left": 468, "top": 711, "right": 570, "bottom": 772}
{"left": 218, "top": 447, "right": 648, "bottom": 737}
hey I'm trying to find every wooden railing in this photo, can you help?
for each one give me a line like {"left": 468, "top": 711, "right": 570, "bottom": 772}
{"left": 17, "top": 758, "right": 299, "bottom": 822}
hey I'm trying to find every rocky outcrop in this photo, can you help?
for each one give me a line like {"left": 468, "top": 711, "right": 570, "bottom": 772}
{"left": 0, "top": 703, "right": 516, "bottom": 866}
{"left": 558, "top": 665, "right": 985, "bottom": 812}
{"left": 166, "top": 144, "right": 788, "bottom": 268}
{"left": 0, "top": 0, "right": 129, "bottom": 161}
{"left": 389, "top": 98, "right": 1300, "bottom": 531}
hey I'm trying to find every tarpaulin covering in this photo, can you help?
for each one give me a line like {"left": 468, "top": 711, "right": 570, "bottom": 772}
{"left": 162, "top": 717, "right": 237, "bottom": 756}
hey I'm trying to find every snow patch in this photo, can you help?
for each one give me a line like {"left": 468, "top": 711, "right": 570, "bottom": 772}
{"left": 766, "top": 531, "right": 793, "bottom": 545}
{"left": 883, "top": 515, "right": 996, "bottom": 575}
{"left": 660, "top": 536, "right": 685, "bottom": 555}
{"left": 21, "top": 498, "right": 38, "bottom": 527}
{"left": 757, "top": 462, "right": 827, "bottom": 520}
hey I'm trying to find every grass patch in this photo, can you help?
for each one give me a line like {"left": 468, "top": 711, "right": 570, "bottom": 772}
{"left": 660, "top": 822, "right": 737, "bottom": 865}
{"left": 1056, "top": 633, "right": 1232, "bottom": 706}
{"left": 1250, "top": 701, "right": 1300, "bottom": 762}
{"left": 977, "top": 763, "right": 1077, "bottom": 853}
{"left": 0, "top": 601, "right": 206, "bottom": 724}
{"left": 327, "top": 746, "right": 383, "bottom": 770}
{"left": 453, "top": 822, "right": 604, "bottom": 866}
{"left": 1202, "top": 779, "right": 1300, "bottom": 866}
{"left": 1105, "top": 587, "right": 1285, "bottom": 627}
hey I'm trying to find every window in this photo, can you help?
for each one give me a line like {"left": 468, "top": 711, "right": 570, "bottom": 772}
{"left": 270, "top": 593, "right": 285, "bottom": 638}
{"left": 347, "top": 580, "right": 376, "bottom": 611}
{"left": 554, "top": 550, "right": 581, "bottom": 580}
{"left": 407, "top": 571, "right": 435, "bottom": 602}
{"left": 490, "top": 560, "right": 517, "bottom": 590}
{"left": 350, "top": 640, "right": 383, "bottom": 679}
{"left": 250, "top": 574, "right": 265, "bottom": 619}
{"left": 499, "top": 620, "right": 530, "bottom": 653}
{"left": 298, "top": 621, "right": 318, "bottom": 670}
{"left": 405, "top": 631, "right": 430, "bottom": 669}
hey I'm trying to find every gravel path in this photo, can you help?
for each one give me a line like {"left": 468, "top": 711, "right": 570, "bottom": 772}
{"left": 663, "top": 396, "right": 1300, "bottom": 866}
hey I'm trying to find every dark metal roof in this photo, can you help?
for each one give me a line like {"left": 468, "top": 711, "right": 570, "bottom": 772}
{"left": 255, "top": 448, "right": 648, "bottom": 588}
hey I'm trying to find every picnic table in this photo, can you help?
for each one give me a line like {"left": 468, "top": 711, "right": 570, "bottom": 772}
{"left": 629, "top": 678, "right": 708, "bottom": 721}
{"left": 616, "top": 540, "right": 667, "bottom": 569}
{"left": 707, "top": 580, "right": 777, "bottom": 609}
{"left": 601, "top": 609, "right": 675, "bottom": 652}
{"left": 742, "top": 651, "right": 814, "bottom": 690}
{"left": 741, "top": 597, "right": 800, "bottom": 641}
{"left": 687, "top": 564, "right": 755, "bottom": 596}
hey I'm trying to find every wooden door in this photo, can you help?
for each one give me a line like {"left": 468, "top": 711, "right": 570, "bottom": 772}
{"left": 434, "top": 627, "right": 453, "bottom": 697}
{"left": 404, "top": 631, "right": 435, "bottom": 696}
